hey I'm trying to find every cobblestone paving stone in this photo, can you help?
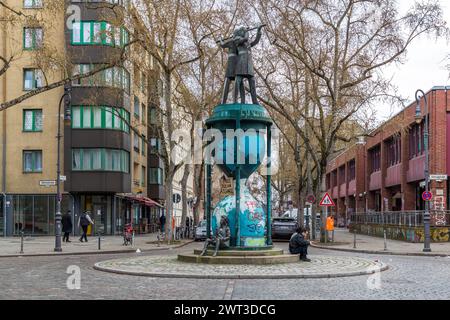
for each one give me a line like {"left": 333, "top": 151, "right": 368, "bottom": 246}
{"left": 1, "top": 242, "right": 450, "bottom": 300}
{"left": 93, "top": 255, "right": 387, "bottom": 279}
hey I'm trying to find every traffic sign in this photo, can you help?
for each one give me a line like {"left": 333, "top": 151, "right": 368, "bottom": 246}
{"left": 306, "top": 194, "right": 316, "bottom": 204}
{"left": 320, "top": 193, "right": 335, "bottom": 207}
{"left": 422, "top": 191, "right": 433, "bottom": 202}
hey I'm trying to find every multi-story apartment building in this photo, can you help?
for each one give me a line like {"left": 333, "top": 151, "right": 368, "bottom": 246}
{"left": 0, "top": 0, "right": 193, "bottom": 236}
{"left": 326, "top": 86, "right": 450, "bottom": 226}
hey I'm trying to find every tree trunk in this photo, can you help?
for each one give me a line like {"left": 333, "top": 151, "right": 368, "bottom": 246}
{"left": 192, "top": 163, "right": 203, "bottom": 225}
{"left": 180, "top": 164, "right": 191, "bottom": 235}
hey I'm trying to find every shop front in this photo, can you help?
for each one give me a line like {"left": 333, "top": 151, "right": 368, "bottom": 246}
{"left": 3, "top": 194, "right": 73, "bottom": 236}
{"left": 115, "top": 194, "right": 163, "bottom": 234}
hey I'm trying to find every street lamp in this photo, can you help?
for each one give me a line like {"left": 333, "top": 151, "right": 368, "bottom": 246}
{"left": 415, "top": 89, "right": 431, "bottom": 253}
{"left": 54, "top": 84, "right": 72, "bottom": 252}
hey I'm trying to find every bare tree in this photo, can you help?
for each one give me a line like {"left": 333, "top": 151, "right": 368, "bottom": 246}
{"left": 253, "top": 0, "right": 447, "bottom": 241}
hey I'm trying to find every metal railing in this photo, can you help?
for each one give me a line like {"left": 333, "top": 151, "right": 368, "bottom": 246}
{"left": 350, "top": 211, "right": 450, "bottom": 227}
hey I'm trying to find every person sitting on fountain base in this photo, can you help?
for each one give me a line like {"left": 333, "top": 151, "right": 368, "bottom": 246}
{"left": 289, "top": 227, "right": 311, "bottom": 262}
{"left": 201, "top": 216, "right": 231, "bottom": 257}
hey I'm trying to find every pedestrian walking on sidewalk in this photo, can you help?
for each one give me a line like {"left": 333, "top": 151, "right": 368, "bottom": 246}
{"left": 289, "top": 227, "right": 311, "bottom": 262}
{"left": 62, "top": 210, "right": 73, "bottom": 243}
{"left": 78, "top": 211, "right": 94, "bottom": 242}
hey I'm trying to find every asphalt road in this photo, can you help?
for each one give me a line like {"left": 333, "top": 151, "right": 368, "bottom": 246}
{"left": 1, "top": 241, "right": 450, "bottom": 300}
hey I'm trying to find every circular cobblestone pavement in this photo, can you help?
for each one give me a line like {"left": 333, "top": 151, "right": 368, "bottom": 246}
{"left": 94, "top": 255, "right": 388, "bottom": 279}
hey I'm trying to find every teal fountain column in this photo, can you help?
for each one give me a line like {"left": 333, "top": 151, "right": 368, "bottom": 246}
{"left": 205, "top": 103, "right": 273, "bottom": 249}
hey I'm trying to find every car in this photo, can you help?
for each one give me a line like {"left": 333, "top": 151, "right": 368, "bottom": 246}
{"left": 194, "top": 220, "right": 208, "bottom": 241}
{"left": 271, "top": 217, "right": 299, "bottom": 240}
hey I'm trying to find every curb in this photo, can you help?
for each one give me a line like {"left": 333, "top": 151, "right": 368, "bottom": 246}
{"left": 0, "top": 240, "right": 194, "bottom": 259}
{"left": 311, "top": 242, "right": 450, "bottom": 258}
{"left": 93, "top": 261, "right": 389, "bottom": 280}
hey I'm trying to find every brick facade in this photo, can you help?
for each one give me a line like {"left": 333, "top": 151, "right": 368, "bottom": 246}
{"left": 326, "top": 87, "right": 450, "bottom": 222}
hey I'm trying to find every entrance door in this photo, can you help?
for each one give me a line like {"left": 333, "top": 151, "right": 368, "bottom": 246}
{"left": 92, "top": 203, "right": 105, "bottom": 235}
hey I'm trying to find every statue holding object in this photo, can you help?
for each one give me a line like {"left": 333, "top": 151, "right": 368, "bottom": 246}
{"left": 218, "top": 25, "right": 265, "bottom": 105}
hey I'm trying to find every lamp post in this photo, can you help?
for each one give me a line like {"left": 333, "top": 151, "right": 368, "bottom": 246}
{"left": 415, "top": 89, "right": 431, "bottom": 253}
{"left": 54, "top": 84, "right": 71, "bottom": 252}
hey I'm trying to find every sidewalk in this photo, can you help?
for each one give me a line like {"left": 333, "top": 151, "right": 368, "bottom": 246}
{"left": 0, "top": 233, "right": 193, "bottom": 257}
{"left": 311, "top": 229, "right": 450, "bottom": 257}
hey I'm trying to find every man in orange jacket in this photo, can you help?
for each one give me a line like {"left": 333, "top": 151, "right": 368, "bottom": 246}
{"left": 326, "top": 215, "right": 335, "bottom": 242}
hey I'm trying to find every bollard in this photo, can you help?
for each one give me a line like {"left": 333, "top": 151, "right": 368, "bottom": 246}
{"left": 384, "top": 229, "right": 388, "bottom": 251}
{"left": 20, "top": 231, "right": 24, "bottom": 254}
{"left": 98, "top": 233, "right": 101, "bottom": 251}
{"left": 132, "top": 231, "right": 135, "bottom": 248}
{"left": 353, "top": 229, "right": 357, "bottom": 249}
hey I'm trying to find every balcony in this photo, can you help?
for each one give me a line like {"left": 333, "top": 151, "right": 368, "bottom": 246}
{"left": 386, "top": 164, "right": 402, "bottom": 187}
{"left": 369, "top": 171, "right": 382, "bottom": 191}
{"left": 348, "top": 180, "right": 356, "bottom": 196}
{"left": 339, "top": 183, "right": 347, "bottom": 198}
{"left": 407, "top": 155, "right": 425, "bottom": 183}
{"left": 332, "top": 186, "right": 338, "bottom": 199}
{"left": 66, "top": 171, "right": 131, "bottom": 193}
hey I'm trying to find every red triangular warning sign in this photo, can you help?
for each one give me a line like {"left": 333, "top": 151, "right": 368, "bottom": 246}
{"left": 320, "top": 193, "right": 335, "bottom": 207}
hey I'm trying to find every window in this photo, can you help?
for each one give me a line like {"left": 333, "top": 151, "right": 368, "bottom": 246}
{"left": 23, "top": 109, "right": 42, "bottom": 132}
{"left": 409, "top": 123, "right": 425, "bottom": 159}
{"left": 386, "top": 135, "right": 401, "bottom": 167}
{"left": 122, "top": 109, "right": 130, "bottom": 133}
{"left": 338, "top": 166, "right": 345, "bottom": 185}
{"left": 141, "top": 72, "right": 146, "bottom": 93}
{"left": 141, "top": 166, "right": 146, "bottom": 187}
{"left": 72, "top": 65, "right": 130, "bottom": 94}
{"left": 142, "top": 135, "right": 146, "bottom": 156}
{"left": 331, "top": 170, "right": 337, "bottom": 187}
{"left": 71, "top": 105, "right": 130, "bottom": 132}
{"left": 23, "top": 69, "right": 43, "bottom": 90}
{"left": 149, "top": 168, "right": 163, "bottom": 185}
{"left": 24, "top": 0, "right": 43, "bottom": 8}
{"left": 369, "top": 145, "right": 381, "bottom": 173}
{"left": 150, "top": 138, "right": 160, "bottom": 154}
{"left": 24, "top": 27, "right": 43, "bottom": 50}
{"left": 141, "top": 104, "right": 146, "bottom": 124}
{"left": 150, "top": 108, "right": 159, "bottom": 124}
{"left": 23, "top": 150, "right": 42, "bottom": 173}
{"left": 348, "top": 160, "right": 356, "bottom": 182}
{"left": 134, "top": 96, "right": 140, "bottom": 118}
{"left": 134, "top": 133, "right": 140, "bottom": 152}
{"left": 71, "top": 21, "right": 130, "bottom": 47}
{"left": 72, "top": 149, "right": 129, "bottom": 173}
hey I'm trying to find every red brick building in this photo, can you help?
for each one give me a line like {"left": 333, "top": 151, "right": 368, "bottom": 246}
{"left": 326, "top": 86, "right": 450, "bottom": 224}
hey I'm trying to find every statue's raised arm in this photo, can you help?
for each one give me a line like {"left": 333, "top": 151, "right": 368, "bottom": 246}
{"left": 251, "top": 25, "right": 265, "bottom": 47}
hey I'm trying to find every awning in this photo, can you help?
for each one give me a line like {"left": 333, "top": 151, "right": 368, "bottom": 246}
{"left": 393, "top": 192, "right": 402, "bottom": 199}
{"left": 119, "top": 194, "right": 163, "bottom": 208}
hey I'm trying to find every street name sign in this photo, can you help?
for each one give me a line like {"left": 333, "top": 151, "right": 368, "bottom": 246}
{"left": 430, "top": 175, "right": 448, "bottom": 181}
{"left": 320, "top": 193, "right": 335, "bottom": 207}
{"left": 39, "top": 180, "right": 56, "bottom": 187}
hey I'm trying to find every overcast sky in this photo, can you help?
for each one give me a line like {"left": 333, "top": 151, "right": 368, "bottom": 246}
{"left": 379, "top": 0, "right": 450, "bottom": 121}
